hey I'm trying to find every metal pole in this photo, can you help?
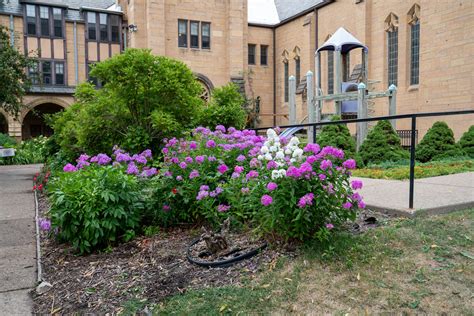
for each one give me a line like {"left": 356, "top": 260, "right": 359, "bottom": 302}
{"left": 409, "top": 116, "right": 417, "bottom": 209}
{"left": 306, "top": 71, "right": 315, "bottom": 143}
{"left": 334, "top": 48, "right": 342, "bottom": 115}
{"left": 289, "top": 76, "right": 296, "bottom": 124}
{"left": 356, "top": 82, "right": 367, "bottom": 150}
{"left": 388, "top": 84, "right": 397, "bottom": 129}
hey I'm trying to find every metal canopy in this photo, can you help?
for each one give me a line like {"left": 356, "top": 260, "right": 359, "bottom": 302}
{"left": 316, "top": 27, "right": 367, "bottom": 53}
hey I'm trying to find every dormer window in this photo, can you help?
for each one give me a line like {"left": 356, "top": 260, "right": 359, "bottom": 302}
{"left": 24, "top": 5, "right": 64, "bottom": 38}
{"left": 86, "top": 11, "right": 122, "bottom": 43}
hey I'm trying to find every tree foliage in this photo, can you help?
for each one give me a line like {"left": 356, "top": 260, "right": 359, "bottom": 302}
{"left": 198, "top": 83, "right": 247, "bottom": 129}
{"left": 0, "top": 26, "right": 35, "bottom": 116}
{"left": 416, "top": 121, "right": 465, "bottom": 162}
{"left": 51, "top": 49, "right": 204, "bottom": 156}
{"left": 359, "top": 120, "right": 409, "bottom": 165}
{"left": 459, "top": 125, "right": 474, "bottom": 158}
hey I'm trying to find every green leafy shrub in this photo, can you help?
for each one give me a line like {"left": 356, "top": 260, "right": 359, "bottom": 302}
{"left": 48, "top": 165, "right": 144, "bottom": 254}
{"left": 0, "top": 136, "right": 47, "bottom": 165}
{"left": 415, "top": 121, "right": 465, "bottom": 163}
{"left": 0, "top": 133, "right": 16, "bottom": 147}
{"left": 459, "top": 125, "right": 474, "bottom": 158}
{"left": 317, "top": 115, "right": 358, "bottom": 161}
{"left": 51, "top": 49, "right": 203, "bottom": 156}
{"left": 358, "top": 120, "right": 409, "bottom": 165}
{"left": 198, "top": 83, "right": 247, "bottom": 129}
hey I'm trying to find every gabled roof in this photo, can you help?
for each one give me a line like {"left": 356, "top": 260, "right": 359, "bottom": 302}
{"left": 0, "top": 0, "right": 120, "bottom": 21}
{"left": 317, "top": 27, "right": 367, "bottom": 53}
{"left": 248, "top": 0, "right": 326, "bottom": 26}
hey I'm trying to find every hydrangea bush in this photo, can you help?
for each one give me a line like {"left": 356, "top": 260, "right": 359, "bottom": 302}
{"left": 151, "top": 126, "right": 365, "bottom": 240}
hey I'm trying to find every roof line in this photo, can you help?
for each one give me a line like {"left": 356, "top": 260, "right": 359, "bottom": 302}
{"left": 248, "top": 0, "right": 334, "bottom": 28}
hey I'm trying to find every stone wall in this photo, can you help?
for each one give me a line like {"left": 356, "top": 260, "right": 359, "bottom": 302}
{"left": 247, "top": 26, "right": 274, "bottom": 127}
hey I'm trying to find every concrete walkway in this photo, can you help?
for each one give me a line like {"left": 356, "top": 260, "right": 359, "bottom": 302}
{"left": 354, "top": 172, "right": 474, "bottom": 216}
{"left": 0, "top": 164, "right": 41, "bottom": 315}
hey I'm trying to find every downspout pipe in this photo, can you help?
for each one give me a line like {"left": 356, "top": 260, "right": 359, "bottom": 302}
{"left": 272, "top": 27, "right": 276, "bottom": 126}
{"left": 9, "top": 15, "right": 14, "bottom": 46}
{"left": 73, "top": 21, "right": 79, "bottom": 84}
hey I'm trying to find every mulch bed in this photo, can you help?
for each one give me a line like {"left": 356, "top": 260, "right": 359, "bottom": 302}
{"left": 32, "top": 195, "right": 282, "bottom": 314}
{"left": 32, "top": 194, "right": 392, "bottom": 314}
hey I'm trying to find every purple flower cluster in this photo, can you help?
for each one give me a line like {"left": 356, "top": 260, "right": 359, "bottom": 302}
{"left": 297, "top": 193, "right": 315, "bottom": 208}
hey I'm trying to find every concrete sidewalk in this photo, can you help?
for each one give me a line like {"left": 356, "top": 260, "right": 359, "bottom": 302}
{"left": 0, "top": 164, "right": 41, "bottom": 315}
{"left": 354, "top": 172, "right": 474, "bottom": 216}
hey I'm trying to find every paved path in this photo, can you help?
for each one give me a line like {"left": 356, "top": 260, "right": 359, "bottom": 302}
{"left": 0, "top": 164, "right": 41, "bottom": 315}
{"left": 354, "top": 172, "right": 474, "bottom": 216}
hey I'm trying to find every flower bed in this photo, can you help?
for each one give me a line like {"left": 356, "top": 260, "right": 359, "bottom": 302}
{"left": 150, "top": 126, "right": 364, "bottom": 241}
{"left": 43, "top": 126, "right": 365, "bottom": 253}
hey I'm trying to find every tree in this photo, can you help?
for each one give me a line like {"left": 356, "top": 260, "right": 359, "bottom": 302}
{"left": 416, "top": 121, "right": 464, "bottom": 162}
{"left": 358, "top": 120, "right": 409, "bottom": 165}
{"left": 0, "top": 26, "right": 35, "bottom": 116}
{"left": 51, "top": 49, "right": 204, "bottom": 156}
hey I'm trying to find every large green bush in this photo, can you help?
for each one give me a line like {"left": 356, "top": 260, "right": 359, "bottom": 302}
{"left": 198, "top": 83, "right": 247, "bottom": 129}
{"left": 459, "top": 125, "right": 474, "bottom": 158}
{"left": 51, "top": 49, "right": 203, "bottom": 157}
{"left": 48, "top": 165, "right": 144, "bottom": 254}
{"left": 358, "top": 120, "right": 409, "bottom": 165}
{"left": 416, "top": 121, "right": 464, "bottom": 162}
{"left": 317, "top": 115, "right": 357, "bottom": 160}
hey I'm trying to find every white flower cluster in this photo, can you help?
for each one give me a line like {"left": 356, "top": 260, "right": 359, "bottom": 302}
{"left": 258, "top": 129, "right": 303, "bottom": 180}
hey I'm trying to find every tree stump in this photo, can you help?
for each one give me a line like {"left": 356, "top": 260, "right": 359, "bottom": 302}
{"left": 201, "top": 218, "right": 230, "bottom": 254}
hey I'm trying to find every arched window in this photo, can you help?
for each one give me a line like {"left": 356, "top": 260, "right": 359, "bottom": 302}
{"left": 195, "top": 73, "right": 214, "bottom": 103}
{"left": 385, "top": 13, "right": 399, "bottom": 86}
{"left": 408, "top": 4, "right": 420, "bottom": 85}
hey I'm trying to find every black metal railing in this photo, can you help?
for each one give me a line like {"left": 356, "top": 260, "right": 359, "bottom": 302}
{"left": 253, "top": 110, "right": 474, "bottom": 209}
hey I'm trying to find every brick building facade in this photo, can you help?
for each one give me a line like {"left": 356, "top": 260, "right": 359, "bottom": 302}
{"left": 1, "top": 0, "right": 473, "bottom": 140}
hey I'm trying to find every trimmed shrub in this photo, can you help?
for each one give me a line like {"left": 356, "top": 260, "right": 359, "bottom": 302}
{"left": 459, "top": 125, "right": 474, "bottom": 158}
{"left": 198, "top": 84, "right": 247, "bottom": 129}
{"left": 358, "top": 120, "right": 409, "bottom": 165}
{"left": 416, "top": 121, "right": 464, "bottom": 162}
{"left": 48, "top": 164, "right": 145, "bottom": 254}
{"left": 317, "top": 115, "right": 357, "bottom": 159}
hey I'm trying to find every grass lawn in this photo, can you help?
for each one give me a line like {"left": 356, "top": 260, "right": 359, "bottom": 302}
{"left": 352, "top": 159, "right": 474, "bottom": 180}
{"left": 139, "top": 209, "right": 474, "bottom": 315}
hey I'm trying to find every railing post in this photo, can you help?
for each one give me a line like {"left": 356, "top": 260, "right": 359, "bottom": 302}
{"left": 409, "top": 116, "right": 417, "bottom": 209}
{"left": 306, "top": 71, "right": 315, "bottom": 143}
{"left": 289, "top": 76, "right": 296, "bottom": 125}
{"left": 388, "top": 84, "right": 397, "bottom": 129}
{"left": 356, "top": 82, "right": 367, "bottom": 150}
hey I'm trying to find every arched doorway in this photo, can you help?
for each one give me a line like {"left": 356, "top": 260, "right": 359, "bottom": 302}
{"left": 0, "top": 112, "right": 7, "bottom": 135}
{"left": 21, "top": 103, "right": 64, "bottom": 139}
